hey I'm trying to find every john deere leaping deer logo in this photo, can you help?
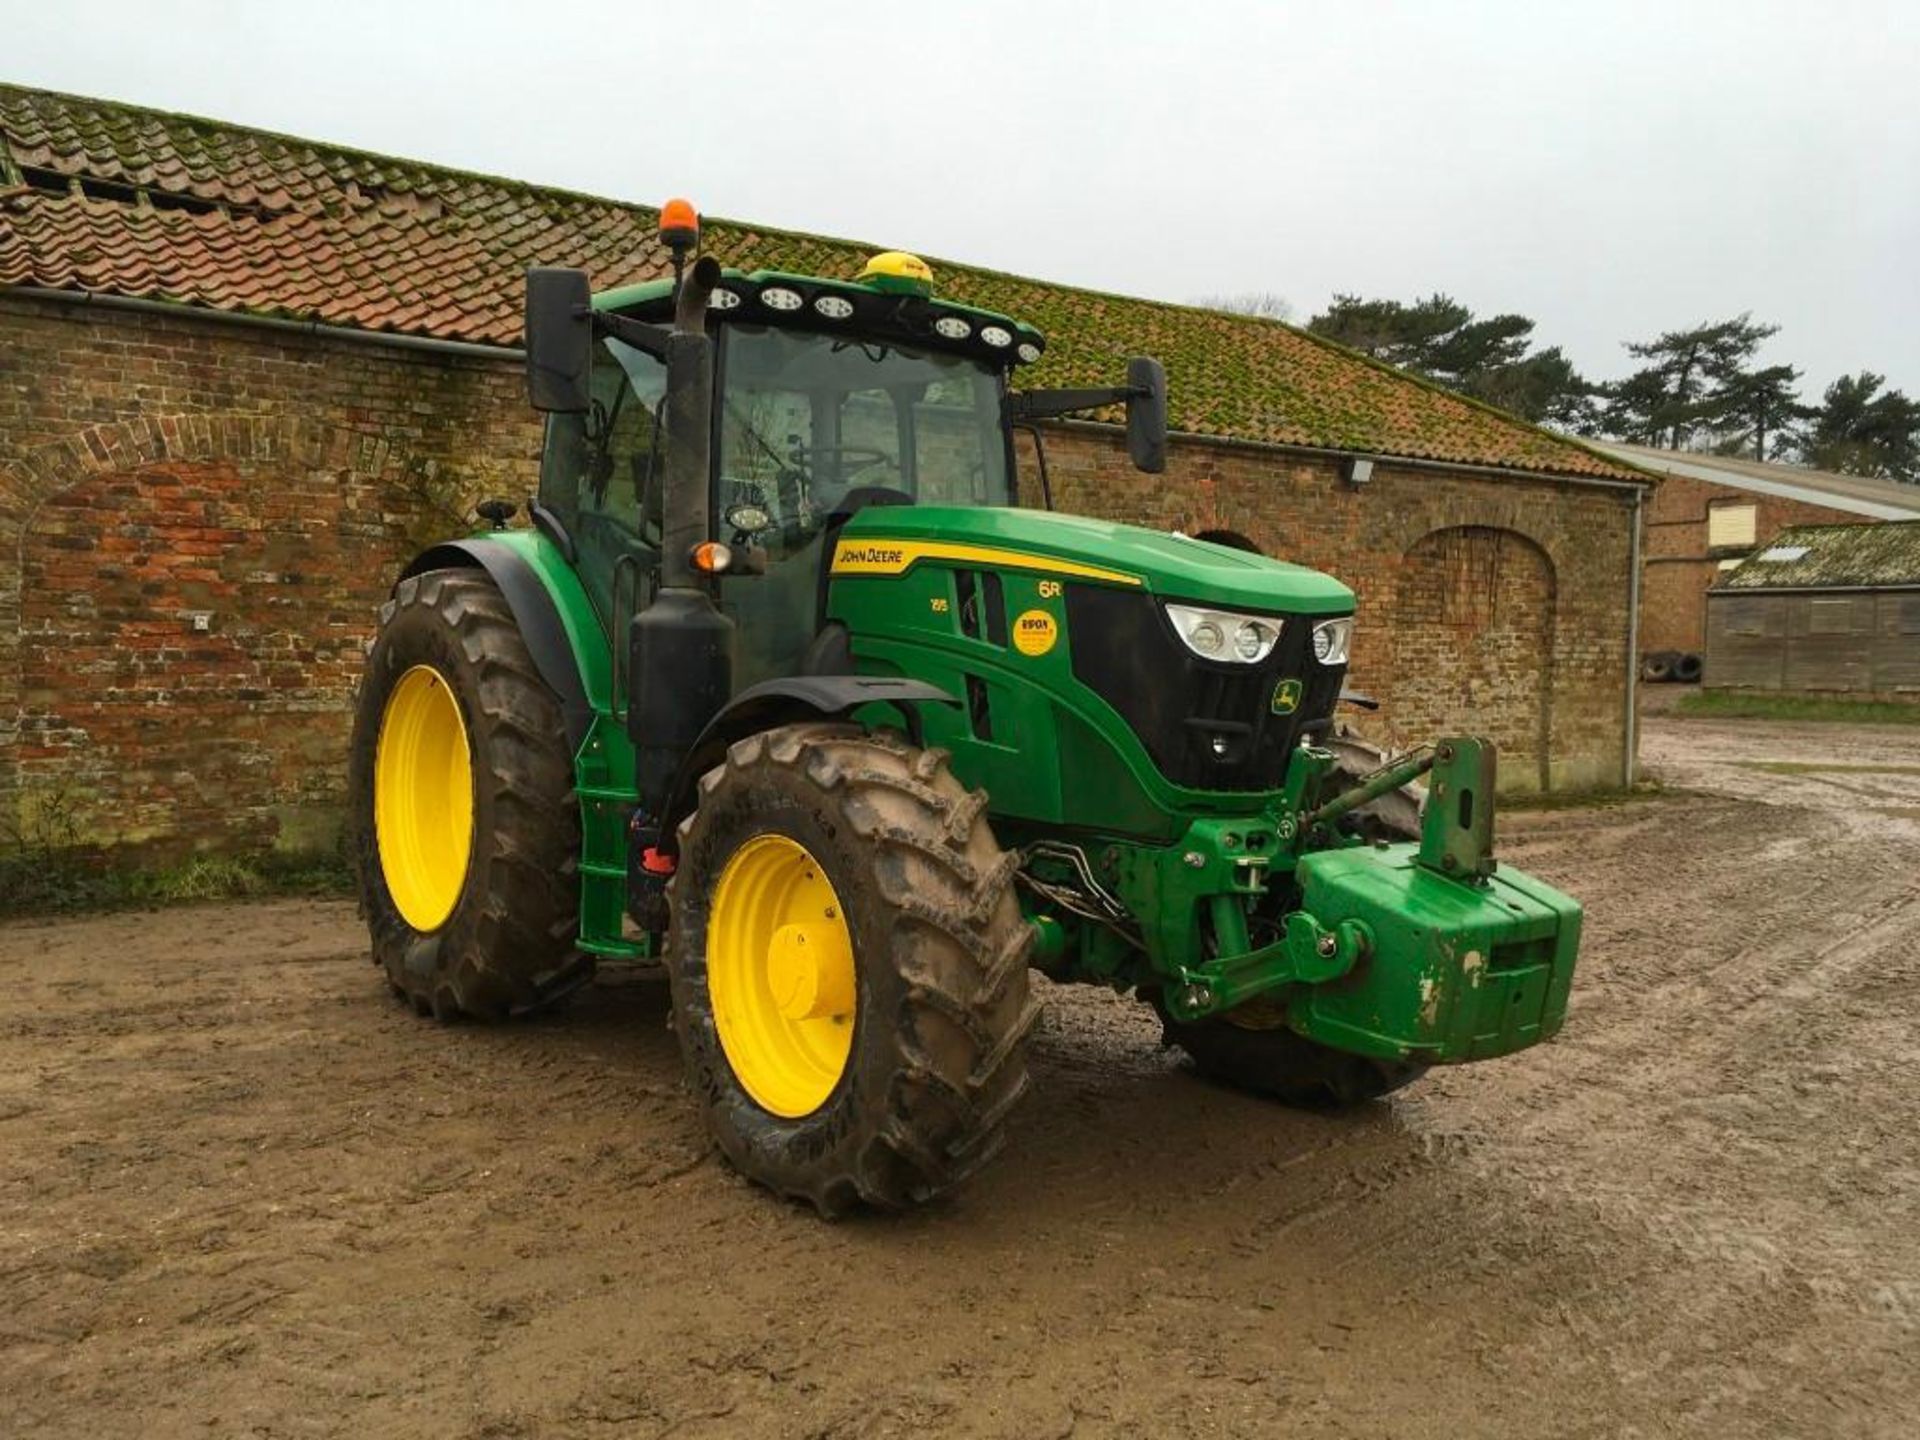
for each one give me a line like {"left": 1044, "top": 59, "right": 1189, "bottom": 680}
{"left": 1270, "top": 678, "right": 1303, "bottom": 715}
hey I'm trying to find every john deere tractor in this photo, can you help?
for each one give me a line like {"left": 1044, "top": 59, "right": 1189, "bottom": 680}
{"left": 348, "top": 201, "right": 1581, "bottom": 1214}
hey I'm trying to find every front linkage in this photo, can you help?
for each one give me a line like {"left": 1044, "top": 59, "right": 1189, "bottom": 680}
{"left": 1028, "top": 738, "right": 1582, "bottom": 1069}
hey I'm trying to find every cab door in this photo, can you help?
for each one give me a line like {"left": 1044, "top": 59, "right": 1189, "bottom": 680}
{"left": 535, "top": 336, "right": 668, "bottom": 635}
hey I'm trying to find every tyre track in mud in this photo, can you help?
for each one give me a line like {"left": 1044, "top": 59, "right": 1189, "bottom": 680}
{"left": 1, "top": 717, "right": 1916, "bottom": 1438}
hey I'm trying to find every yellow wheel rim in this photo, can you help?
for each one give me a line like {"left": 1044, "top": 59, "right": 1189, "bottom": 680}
{"left": 708, "top": 834, "right": 857, "bottom": 1118}
{"left": 373, "top": 664, "right": 474, "bottom": 932}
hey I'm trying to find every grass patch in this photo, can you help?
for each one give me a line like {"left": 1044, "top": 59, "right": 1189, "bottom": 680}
{"left": 1674, "top": 691, "right": 1920, "bottom": 725}
{"left": 0, "top": 846, "right": 353, "bottom": 921}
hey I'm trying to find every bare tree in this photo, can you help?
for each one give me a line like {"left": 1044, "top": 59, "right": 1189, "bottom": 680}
{"left": 1195, "top": 292, "right": 1294, "bottom": 322}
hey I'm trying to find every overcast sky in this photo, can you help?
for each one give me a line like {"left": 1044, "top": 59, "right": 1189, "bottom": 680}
{"left": 7, "top": 0, "right": 1917, "bottom": 394}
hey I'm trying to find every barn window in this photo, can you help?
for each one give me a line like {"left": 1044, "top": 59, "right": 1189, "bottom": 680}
{"left": 1707, "top": 501, "right": 1757, "bottom": 550}
{"left": 1808, "top": 597, "right": 1861, "bottom": 635}
{"left": 1899, "top": 596, "right": 1920, "bottom": 635}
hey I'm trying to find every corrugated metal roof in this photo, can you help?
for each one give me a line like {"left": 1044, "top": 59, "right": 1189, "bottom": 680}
{"left": 1719, "top": 521, "right": 1920, "bottom": 589}
{"left": 0, "top": 84, "right": 1649, "bottom": 484}
{"left": 1590, "top": 441, "right": 1920, "bottom": 519}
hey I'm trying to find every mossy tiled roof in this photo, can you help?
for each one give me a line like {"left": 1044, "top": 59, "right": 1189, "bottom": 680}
{"left": 0, "top": 84, "right": 1643, "bottom": 482}
{"left": 1721, "top": 522, "right": 1920, "bottom": 590}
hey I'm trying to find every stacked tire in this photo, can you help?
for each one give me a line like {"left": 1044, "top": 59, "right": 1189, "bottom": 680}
{"left": 1640, "top": 651, "right": 1703, "bottom": 683}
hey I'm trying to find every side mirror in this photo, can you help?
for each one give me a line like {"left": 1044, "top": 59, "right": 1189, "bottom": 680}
{"left": 525, "top": 267, "right": 593, "bottom": 413}
{"left": 1126, "top": 356, "right": 1168, "bottom": 474}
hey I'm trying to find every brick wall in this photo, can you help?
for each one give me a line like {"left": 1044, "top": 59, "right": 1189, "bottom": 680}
{"left": 0, "top": 294, "right": 541, "bottom": 858}
{"left": 1025, "top": 427, "right": 1638, "bottom": 793}
{"left": 1642, "top": 471, "right": 1869, "bottom": 653}
{"left": 0, "top": 295, "right": 1638, "bottom": 860}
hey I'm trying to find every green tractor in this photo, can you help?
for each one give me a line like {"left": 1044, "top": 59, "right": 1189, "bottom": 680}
{"left": 348, "top": 202, "right": 1581, "bottom": 1214}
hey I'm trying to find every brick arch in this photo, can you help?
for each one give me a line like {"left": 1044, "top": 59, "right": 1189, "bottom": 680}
{"left": 0, "top": 413, "right": 390, "bottom": 845}
{"left": 1190, "top": 527, "right": 1264, "bottom": 553}
{"left": 1371, "top": 499, "right": 1567, "bottom": 587}
{"left": 1385, "top": 525, "right": 1558, "bottom": 792}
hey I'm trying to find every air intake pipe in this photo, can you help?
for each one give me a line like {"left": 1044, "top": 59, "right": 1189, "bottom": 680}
{"left": 631, "top": 254, "right": 733, "bottom": 813}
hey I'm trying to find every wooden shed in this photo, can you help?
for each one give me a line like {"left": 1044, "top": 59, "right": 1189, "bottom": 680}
{"left": 1706, "top": 522, "right": 1920, "bottom": 697}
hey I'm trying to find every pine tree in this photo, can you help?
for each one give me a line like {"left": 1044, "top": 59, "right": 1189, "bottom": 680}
{"left": 1715, "top": 363, "right": 1811, "bottom": 462}
{"left": 1799, "top": 373, "right": 1920, "bottom": 481}
{"left": 1471, "top": 348, "right": 1601, "bottom": 432}
{"left": 1604, "top": 315, "right": 1781, "bottom": 449}
{"left": 1306, "top": 295, "right": 1592, "bottom": 426}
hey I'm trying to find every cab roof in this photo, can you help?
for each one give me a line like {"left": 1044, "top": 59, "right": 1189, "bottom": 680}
{"left": 593, "top": 266, "right": 1047, "bottom": 372}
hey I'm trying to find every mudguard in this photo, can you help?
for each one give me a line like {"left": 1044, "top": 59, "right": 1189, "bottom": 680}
{"left": 401, "top": 539, "right": 593, "bottom": 749}
{"left": 654, "top": 675, "right": 958, "bottom": 843}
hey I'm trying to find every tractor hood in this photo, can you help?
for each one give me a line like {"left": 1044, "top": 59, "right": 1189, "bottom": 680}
{"left": 832, "top": 506, "right": 1355, "bottom": 614}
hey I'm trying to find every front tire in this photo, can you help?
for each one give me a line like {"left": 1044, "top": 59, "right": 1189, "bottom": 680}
{"left": 1157, "top": 729, "right": 1428, "bottom": 1106}
{"left": 1320, "top": 731, "right": 1425, "bottom": 845}
{"left": 347, "top": 567, "right": 586, "bottom": 1020}
{"left": 665, "top": 723, "right": 1037, "bottom": 1215}
{"left": 1155, "top": 998, "right": 1427, "bottom": 1107}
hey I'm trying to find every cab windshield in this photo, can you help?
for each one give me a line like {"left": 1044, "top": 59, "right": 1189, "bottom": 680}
{"left": 717, "top": 324, "right": 1013, "bottom": 686}
{"left": 718, "top": 325, "right": 1010, "bottom": 536}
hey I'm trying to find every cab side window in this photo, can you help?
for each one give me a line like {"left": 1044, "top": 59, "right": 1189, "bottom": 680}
{"left": 537, "top": 338, "right": 667, "bottom": 628}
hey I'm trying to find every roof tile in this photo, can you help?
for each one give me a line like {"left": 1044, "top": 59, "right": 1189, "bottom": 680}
{"left": 0, "top": 83, "right": 1642, "bottom": 481}
{"left": 1721, "top": 522, "right": 1920, "bottom": 589}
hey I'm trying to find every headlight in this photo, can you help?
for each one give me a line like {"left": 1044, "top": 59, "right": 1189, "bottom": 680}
{"left": 1165, "top": 604, "right": 1281, "bottom": 665}
{"left": 1312, "top": 617, "right": 1353, "bottom": 665}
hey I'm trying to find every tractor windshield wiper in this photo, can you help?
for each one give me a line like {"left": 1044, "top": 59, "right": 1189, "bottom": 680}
{"left": 723, "top": 399, "right": 799, "bottom": 479}
{"left": 830, "top": 339, "right": 893, "bottom": 363}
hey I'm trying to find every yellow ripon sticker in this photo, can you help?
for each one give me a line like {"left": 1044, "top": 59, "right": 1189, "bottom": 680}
{"left": 830, "top": 539, "right": 1141, "bottom": 587}
{"left": 1012, "top": 609, "right": 1059, "bottom": 656}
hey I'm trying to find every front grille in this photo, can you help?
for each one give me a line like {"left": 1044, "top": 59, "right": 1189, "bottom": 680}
{"left": 1065, "top": 585, "right": 1346, "bottom": 791}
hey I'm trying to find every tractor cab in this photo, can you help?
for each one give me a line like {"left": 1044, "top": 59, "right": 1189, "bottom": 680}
{"left": 531, "top": 244, "right": 1161, "bottom": 691}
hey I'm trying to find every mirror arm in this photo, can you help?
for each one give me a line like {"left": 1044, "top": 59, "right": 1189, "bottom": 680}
{"left": 593, "top": 309, "right": 672, "bottom": 362}
{"left": 1009, "top": 385, "right": 1134, "bottom": 422}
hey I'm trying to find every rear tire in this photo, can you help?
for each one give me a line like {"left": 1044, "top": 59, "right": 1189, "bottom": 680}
{"left": 665, "top": 723, "right": 1037, "bottom": 1215}
{"left": 347, "top": 567, "right": 587, "bottom": 1020}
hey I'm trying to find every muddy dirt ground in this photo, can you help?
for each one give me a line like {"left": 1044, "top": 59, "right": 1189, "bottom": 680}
{"left": 4, "top": 713, "right": 1918, "bottom": 1439}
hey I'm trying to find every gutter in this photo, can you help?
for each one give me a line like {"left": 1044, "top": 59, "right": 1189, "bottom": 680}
{"left": 1623, "top": 487, "right": 1643, "bottom": 787}
{"left": 3, "top": 285, "right": 524, "bottom": 362}
{"left": 1710, "top": 583, "right": 1920, "bottom": 596}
